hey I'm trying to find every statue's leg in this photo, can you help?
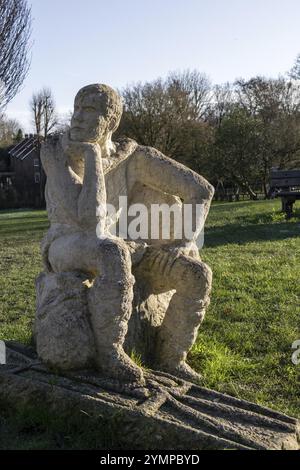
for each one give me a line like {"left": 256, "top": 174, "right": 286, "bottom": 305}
{"left": 48, "top": 234, "right": 143, "bottom": 383}
{"left": 87, "top": 237, "right": 144, "bottom": 383}
{"left": 155, "top": 253, "right": 212, "bottom": 382}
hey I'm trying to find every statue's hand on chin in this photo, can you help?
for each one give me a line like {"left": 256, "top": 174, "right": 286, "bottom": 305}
{"left": 62, "top": 131, "right": 100, "bottom": 159}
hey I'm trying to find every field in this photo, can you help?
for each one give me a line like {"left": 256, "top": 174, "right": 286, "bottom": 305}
{"left": 0, "top": 199, "right": 299, "bottom": 448}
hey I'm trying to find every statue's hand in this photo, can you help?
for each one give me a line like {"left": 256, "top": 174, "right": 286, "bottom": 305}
{"left": 145, "top": 241, "right": 198, "bottom": 271}
{"left": 62, "top": 132, "right": 100, "bottom": 159}
{"left": 160, "top": 240, "right": 200, "bottom": 260}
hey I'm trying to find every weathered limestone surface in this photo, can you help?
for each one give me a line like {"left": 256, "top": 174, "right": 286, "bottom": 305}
{"left": 34, "top": 272, "right": 96, "bottom": 370}
{"left": 34, "top": 268, "right": 174, "bottom": 370}
{"left": 0, "top": 343, "right": 299, "bottom": 450}
{"left": 35, "top": 83, "right": 214, "bottom": 383}
{"left": 25, "top": 83, "right": 300, "bottom": 450}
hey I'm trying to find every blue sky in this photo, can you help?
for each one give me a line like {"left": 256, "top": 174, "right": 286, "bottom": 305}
{"left": 6, "top": 0, "right": 300, "bottom": 130}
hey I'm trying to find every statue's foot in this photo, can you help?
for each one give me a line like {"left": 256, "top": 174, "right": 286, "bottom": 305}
{"left": 158, "top": 361, "right": 202, "bottom": 384}
{"left": 96, "top": 347, "right": 145, "bottom": 384}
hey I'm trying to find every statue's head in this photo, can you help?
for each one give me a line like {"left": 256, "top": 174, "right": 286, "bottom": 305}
{"left": 70, "top": 84, "right": 123, "bottom": 143}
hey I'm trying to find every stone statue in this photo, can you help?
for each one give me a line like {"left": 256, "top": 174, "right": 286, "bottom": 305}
{"left": 35, "top": 83, "right": 214, "bottom": 385}
{"left": 5, "top": 84, "right": 299, "bottom": 451}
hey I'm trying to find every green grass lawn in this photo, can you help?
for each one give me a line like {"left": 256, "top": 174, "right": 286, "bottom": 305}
{"left": 0, "top": 200, "right": 299, "bottom": 448}
{"left": 192, "top": 200, "right": 300, "bottom": 419}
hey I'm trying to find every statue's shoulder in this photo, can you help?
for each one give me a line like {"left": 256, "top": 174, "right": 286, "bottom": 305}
{"left": 131, "top": 143, "right": 176, "bottom": 165}
{"left": 114, "top": 137, "right": 138, "bottom": 160}
{"left": 41, "top": 133, "right": 64, "bottom": 157}
{"left": 42, "top": 132, "right": 64, "bottom": 150}
{"left": 41, "top": 133, "right": 64, "bottom": 171}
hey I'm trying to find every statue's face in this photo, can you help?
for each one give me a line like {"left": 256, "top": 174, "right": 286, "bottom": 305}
{"left": 70, "top": 93, "right": 108, "bottom": 142}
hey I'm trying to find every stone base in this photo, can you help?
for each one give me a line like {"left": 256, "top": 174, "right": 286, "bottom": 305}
{"left": 34, "top": 271, "right": 174, "bottom": 370}
{"left": 0, "top": 342, "right": 299, "bottom": 450}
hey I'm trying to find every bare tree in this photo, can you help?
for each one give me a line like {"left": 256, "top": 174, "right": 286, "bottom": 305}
{"left": 289, "top": 53, "right": 300, "bottom": 80}
{"left": 167, "top": 70, "right": 212, "bottom": 119}
{"left": 30, "top": 92, "right": 43, "bottom": 136}
{"left": 0, "top": 0, "right": 32, "bottom": 110}
{"left": 209, "top": 77, "right": 300, "bottom": 197}
{"left": 30, "top": 87, "right": 57, "bottom": 138}
{"left": 118, "top": 70, "right": 212, "bottom": 158}
{"left": 234, "top": 76, "right": 300, "bottom": 119}
{"left": 43, "top": 88, "right": 57, "bottom": 137}
{"left": 208, "top": 82, "right": 235, "bottom": 127}
{"left": 55, "top": 110, "right": 72, "bottom": 133}
{"left": 0, "top": 114, "right": 22, "bottom": 146}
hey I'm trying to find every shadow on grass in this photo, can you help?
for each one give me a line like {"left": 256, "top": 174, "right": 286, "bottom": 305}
{"left": 0, "top": 220, "right": 49, "bottom": 237}
{"left": 1, "top": 205, "right": 300, "bottom": 248}
{"left": 205, "top": 220, "right": 300, "bottom": 247}
{"left": 234, "top": 207, "right": 300, "bottom": 225}
{"left": 0, "top": 209, "right": 46, "bottom": 217}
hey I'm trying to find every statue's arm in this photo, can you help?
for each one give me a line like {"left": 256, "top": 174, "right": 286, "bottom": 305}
{"left": 129, "top": 146, "right": 214, "bottom": 243}
{"left": 41, "top": 139, "right": 106, "bottom": 229}
{"left": 77, "top": 143, "right": 106, "bottom": 231}
{"left": 130, "top": 146, "right": 214, "bottom": 207}
{"left": 41, "top": 140, "right": 82, "bottom": 221}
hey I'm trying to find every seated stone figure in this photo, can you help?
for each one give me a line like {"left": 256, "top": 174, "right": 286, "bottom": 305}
{"left": 35, "top": 84, "right": 214, "bottom": 384}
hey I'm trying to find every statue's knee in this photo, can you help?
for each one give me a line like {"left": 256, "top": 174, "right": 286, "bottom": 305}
{"left": 180, "top": 260, "right": 212, "bottom": 299}
{"left": 194, "top": 260, "right": 212, "bottom": 293}
{"left": 197, "top": 260, "right": 212, "bottom": 284}
{"left": 97, "top": 237, "right": 133, "bottom": 281}
{"left": 98, "top": 237, "right": 130, "bottom": 262}
{"left": 48, "top": 240, "right": 63, "bottom": 272}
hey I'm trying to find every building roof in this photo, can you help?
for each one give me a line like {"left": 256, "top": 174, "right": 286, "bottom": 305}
{"left": 9, "top": 135, "right": 40, "bottom": 161}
